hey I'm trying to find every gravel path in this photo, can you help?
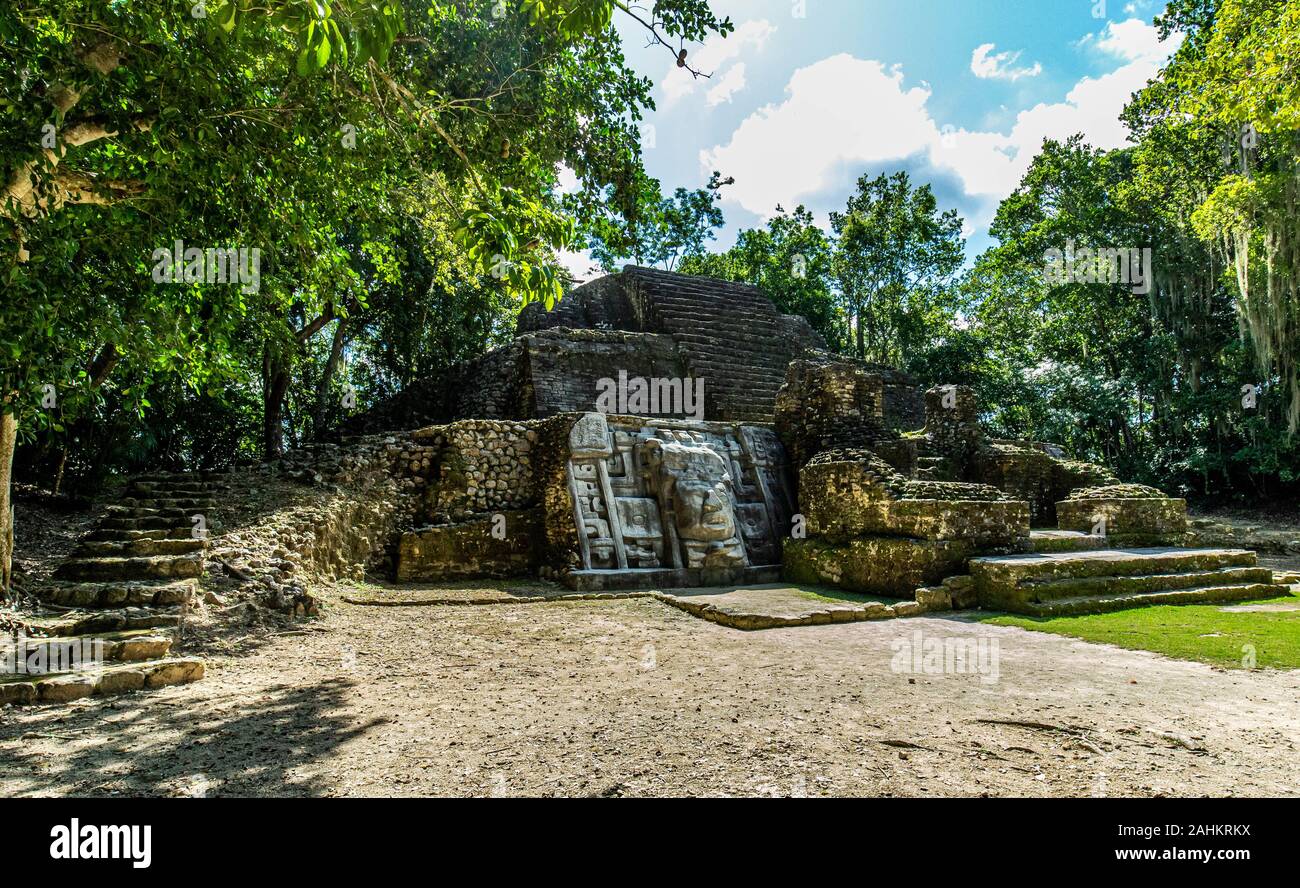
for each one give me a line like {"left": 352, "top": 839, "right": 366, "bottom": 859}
{"left": 2, "top": 587, "right": 1297, "bottom": 797}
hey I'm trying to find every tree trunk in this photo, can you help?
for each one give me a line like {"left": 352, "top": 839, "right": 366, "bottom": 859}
{"left": 52, "top": 448, "right": 67, "bottom": 496}
{"left": 1, "top": 411, "right": 16, "bottom": 594}
{"left": 853, "top": 297, "right": 865, "bottom": 359}
{"left": 262, "top": 351, "right": 290, "bottom": 461}
{"left": 311, "top": 319, "right": 347, "bottom": 438}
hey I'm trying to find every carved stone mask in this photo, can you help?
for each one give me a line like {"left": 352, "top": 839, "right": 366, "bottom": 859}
{"left": 645, "top": 438, "right": 738, "bottom": 543}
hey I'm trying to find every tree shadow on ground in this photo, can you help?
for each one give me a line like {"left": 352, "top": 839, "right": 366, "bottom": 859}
{"left": 0, "top": 677, "right": 382, "bottom": 797}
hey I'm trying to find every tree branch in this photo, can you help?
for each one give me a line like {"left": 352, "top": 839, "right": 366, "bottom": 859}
{"left": 614, "top": 1, "right": 713, "bottom": 79}
{"left": 296, "top": 303, "right": 336, "bottom": 343}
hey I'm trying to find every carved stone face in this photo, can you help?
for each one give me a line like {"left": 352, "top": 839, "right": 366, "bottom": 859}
{"left": 644, "top": 438, "right": 746, "bottom": 568}
{"left": 672, "top": 469, "right": 737, "bottom": 542}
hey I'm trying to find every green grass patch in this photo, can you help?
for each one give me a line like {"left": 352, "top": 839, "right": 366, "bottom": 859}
{"left": 980, "top": 596, "right": 1300, "bottom": 669}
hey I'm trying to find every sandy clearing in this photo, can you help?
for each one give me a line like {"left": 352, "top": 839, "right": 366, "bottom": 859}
{"left": 1, "top": 591, "right": 1297, "bottom": 797}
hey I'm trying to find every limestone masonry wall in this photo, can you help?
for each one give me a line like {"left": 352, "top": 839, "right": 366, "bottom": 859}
{"left": 776, "top": 361, "right": 894, "bottom": 469}
{"left": 407, "top": 421, "right": 539, "bottom": 522}
{"left": 521, "top": 329, "right": 686, "bottom": 418}
{"left": 451, "top": 345, "right": 524, "bottom": 420}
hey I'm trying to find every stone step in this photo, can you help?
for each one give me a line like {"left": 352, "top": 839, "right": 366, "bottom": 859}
{"left": 664, "top": 320, "right": 782, "bottom": 338}
{"left": 33, "top": 579, "right": 198, "bottom": 608}
{"left": 689, "top": 343, "right": 783, "bottom": 362}
{"left": 0, "top": 657, "right": 204, "bottom": 705}
{"left": 53, "top": 554, "right": 204, "bottom": 582}
{"left": 640, "top": 277, "right": 771, "bottom": 299}
{"left": 73, "top": 538, "right": 207, "bottom": 558}
{"left": 670, "top": 329, "right": 782, "bottom": 344}
{"left": 693, "top": 381, "right": 775, "bottom": 396}
{"left": 23, "top": 608, "right": 184, "bottom": 637}
{"left": 971, "top": 547, "right": 1261, "bottom": 613}
{"left": 99, "top": 516, "right": 194, "bottom": 531}
{"left": 1022, "top": 583, "right": 1290, "bottom": 617}
{"left": 1022, "top": 566, "right": 1276, "bottom": 602}
{"left": 974, "top": 547, "right": 1257, "bottom": 582}
{"left": 83, "top": 527, "right": 194, "bottom": 542}
{"left": 675, "top": 363, "right": 784, "bottom": 384}
{"left": 123, "top": 489, "right": 217, "bottom": 501}
{"left": 119, "top": 498, "right": 216, "bottom": 510}
{"left": 680, "top": 358, "right": 783, "bottom": 377}
{"left": 4, "top": 630, "right": 174, "bottom": 669}
{"left": 125, "top": 480, "right": 215, "bottom": 492}
{"left": 1029, "top": 530, "right": 1108, "bottom": 553}
{"left": 649, "top": 290, "right": 776, "bottom": 312}
{"left": 105, "top": 505, "right": 204, "bottom": 519}
{"left": 131, "top": 471, "right": 228, "bottom": 483}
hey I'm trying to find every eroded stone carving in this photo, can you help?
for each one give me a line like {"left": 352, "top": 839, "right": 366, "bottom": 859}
{"left": 645, "top": 438, "right": 746, "bottom": 569}
{"left": 566, "top": 415, "right": 792, "bottom": 573}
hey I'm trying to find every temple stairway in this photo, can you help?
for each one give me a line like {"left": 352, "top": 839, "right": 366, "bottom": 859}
{"left": 0, "top": 629, "right": 204, "bottom": 705}
{"left": 970, "top": 546, "right": 1291, "bottom": 616}
{"left": 6, "top": 472, "right": 221, "bottom": 704}
{"left": 627, "top": 269, "right": 801, "bottom": 423}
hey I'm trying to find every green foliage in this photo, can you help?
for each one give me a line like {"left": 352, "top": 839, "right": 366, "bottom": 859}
{"left": 963, "top": 129, "right": 1299, "bottom": 501}
{"left": 1136, "top": 0, "right": 1300, "bottom": 433}
{"left": 679, "top": 204, "right": 846, "bottom": 348}
{"left": 1, "top": 0, "right": 731, "bottom": 488}
{"left": 589, "top": 170, "right": 727, "bottom": 271}
{"left": 830, "top": 171, "right": 966, "bottom": 366}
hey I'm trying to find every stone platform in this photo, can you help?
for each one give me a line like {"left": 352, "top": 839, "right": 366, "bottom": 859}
{"left": 567, "top": 565, "right": 782, "bottom": 592}
{"left": 1028, "top": 530, "right": 1106, "bottom": 553}
{"left": 0, "top": 629, "right": 204, "bottom": 705}
{"left": 970, "top": 547, "right": 1290, "bottom": 616}
{"left": 650, "top": 583, "right": 923, "bottom": 630}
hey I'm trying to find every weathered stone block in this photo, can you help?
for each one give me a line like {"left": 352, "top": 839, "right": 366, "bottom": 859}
{"left": 396, "top": 510, "right": 541, "bottom": 582}
{"left": 783, "top": 536, "right": 976, "bottom": 596}
{"left": 915, "top": 586, "right": 953, "bottom": 611}
{"left": 1056, "top": 486, "right": 1188, "bottom": 545}
{"left": 799, "top": 458, "right": 1029, "bottom": 546}
{"left": 37, "top": 674, "right": 96, "bottom": 703}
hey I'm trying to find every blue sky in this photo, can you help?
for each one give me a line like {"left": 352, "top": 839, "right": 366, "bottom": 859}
{"left": 563, "top": 0, "right": 1183, "bottom": 277}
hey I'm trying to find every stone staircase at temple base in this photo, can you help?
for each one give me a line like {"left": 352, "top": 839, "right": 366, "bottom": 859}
{"left": 627, "top": 269, "right": 803, "bottom": 424}
{"left": 6, "top": 472, "right": 222, "bottom": 704}
{"left": 0, "top": 630, "right": 203, "bottom": 705}
{"left": 970, "top": 547, "right": 1290, "bottom": 616}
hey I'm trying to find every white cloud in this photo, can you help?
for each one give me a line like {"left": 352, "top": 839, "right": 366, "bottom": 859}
{"left": 1095, "top": 17, "right": 1178, "bottom": 63}
{"left": 662, "top": 19, "right": 775, "bottom": 108}
{"left": 701, "top": 55, "right": 939, "bottom": 217}
{"left": 703, "top": 21, "right": 1179, "bottom": 227}
{"left": 556, "top": 246, "right": 600, "bottom": 282}
{"left": 970, "top": 43, "right": 1043, "bottom": 81}
{"left": 706, "top": 62, "right": 748, "bottom": 107}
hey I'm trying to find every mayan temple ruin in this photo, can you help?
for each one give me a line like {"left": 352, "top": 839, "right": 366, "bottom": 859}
{"left": 354, "top": 266, "right": 1284, "bottom": 613}
{"left": 5, "top": 265, "right": 1290, "bottom": 707}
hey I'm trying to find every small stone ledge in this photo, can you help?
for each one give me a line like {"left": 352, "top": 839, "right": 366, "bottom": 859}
{"left": 650, "top": 591, "right": 936, "bottom": 631}
{"left": 565, "top": 565, "right": 783, "bottom": 592}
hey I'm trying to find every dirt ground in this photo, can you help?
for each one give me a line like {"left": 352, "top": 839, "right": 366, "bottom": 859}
{"left": 2, "top": 586, "right": 1297, "bottom": 797}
